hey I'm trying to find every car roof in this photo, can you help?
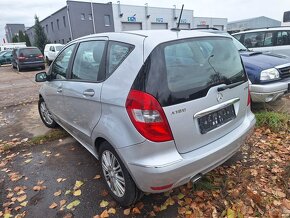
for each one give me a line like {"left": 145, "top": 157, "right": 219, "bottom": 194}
{"left": 233, "top": 26, "right": 290, "bottom": 35}
{"left": 69, "top": 30, "right": 230, "bottom": 56}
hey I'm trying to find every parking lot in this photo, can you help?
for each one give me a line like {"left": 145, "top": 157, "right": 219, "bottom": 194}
{"left": 0, "top": 65, "right": 289, "bottom": 217}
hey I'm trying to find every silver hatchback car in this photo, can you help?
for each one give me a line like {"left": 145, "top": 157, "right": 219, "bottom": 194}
{"left": 35, "top": 30, "right": 256, "bottom": 206}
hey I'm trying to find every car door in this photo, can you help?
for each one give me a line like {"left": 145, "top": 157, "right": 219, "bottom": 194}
{"left": 43, "top": 44, "right": 76, "bottom": 123}
{"left": 61, "top": 38, "right": 107, "bottom": 145}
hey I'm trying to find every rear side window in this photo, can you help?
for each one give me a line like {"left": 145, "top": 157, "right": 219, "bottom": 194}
{"left": 107, "top": 41, "right": 134, "bottom": 77}
{"left": 276, "top": 31, "right": 290, "bottom": 46}
{"left": 243, "top": 32, "right": 265, "bottom": 48}
{"left": 20, "top": 48, "right": 42, "bottom": 56}
{"left": 72, "top": 41, "right": 106, "bottom": 81}
{"left": 132, "top": 37, "right": 247, "bottom": 107}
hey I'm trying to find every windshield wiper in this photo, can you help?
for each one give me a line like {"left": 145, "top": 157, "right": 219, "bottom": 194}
{"left": 238, "top": 49, "right": 247, "bottom": 52}
{"left": 217, "top": 81, "right": 244, "bottom": 92}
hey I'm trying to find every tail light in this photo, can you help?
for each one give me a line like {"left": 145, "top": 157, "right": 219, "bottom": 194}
{"left": 38, "top": 55, "right": 44, "bottom": 58}
{"left": 18, "top": 56, "right": 25, "bottom": 60}
{"left": 126, "top": 90, "right": 173, "bottom": 142}
{"left": 247, "top": 88, "right": 251, "bottom": 106}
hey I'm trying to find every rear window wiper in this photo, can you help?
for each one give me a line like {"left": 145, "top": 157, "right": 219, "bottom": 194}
{"left": 217, "top": 81, "right": 244, "bottom": 92}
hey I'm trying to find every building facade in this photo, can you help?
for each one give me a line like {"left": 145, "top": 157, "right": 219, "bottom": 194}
{"left": 112, "top": 3, "right": 193, "bottom": 32}
{"left": 5, "top": 24, "right": 25, "bottom": 43}
{"left": 227, "top": 16, "right": 281, "bottom": 32}
{"left": 192, "top": 17, "right": 228, "bottom": 31}
{"left": 24, "top": 1, "right": 228, "bottom": 45}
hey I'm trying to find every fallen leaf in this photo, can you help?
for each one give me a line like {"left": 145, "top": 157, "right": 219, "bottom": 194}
{"left": 73, "top": 189, "right": 81, "bottom": 196}
{"left": 272, "top": 190, "right": 286, "bottom": 198}
{"left": 20, "top": 201, "right": 28, "bottom": 207}
{"left": 93, "top": 175, "right": 101, "bottom": 179}
{"left": 123, "top": 208, "right": 130, "bottom": 215}
{"left": 282, "top": 199, "right": 290, "bottom": 209}
{"left": 65, "top": 190, "right": 71, "bottom": 195}
{"left": 54, "top": 190, "right": 62, "bottom": 196}
{"left": 100, "top": 200, "right": 109, "bottom": 208}
{"left": 100, "top": 210, "right": 109, "bottom": 218}
{"left": 60, "top": 199, "right": 67, "bottom": 207}
{"left": 132, "top": 207, "right": 141, "bottom": 214}
{"left": 24, "top": 159, "right": 32, "bottom": 164}
{"left": 57, "top": 178, "right": 66, "bottom": 183}
{"left": 55, "top": 153, "right": 60, "bottom": 157}
{"left": 100, "top": 190, "right": 108, "bottom": 197}
{"left": 66, "top": 200, "right": 80, "bottom": 210}
{"left": 227, "top": 208, "right": 235, "bottom": 218}
{"left": 108, "top": 208, "right": 116, "bottom": 214}
{"left": 177, "top": 193, "right": 185, "bottom": 200}
{"left": 17, "top": 195, "right": 27, "bottom": 202}
{"left": 49, "top": 202, "right": 58, "bottom": 209}
{"left": 74, "top": 180, "right": 84, "bottom": 190}
{"left": 17, "top": 190, "right": 25, "bottom": 195}
{"left": 6, "top": 192, "right": 14, "bottom": 198}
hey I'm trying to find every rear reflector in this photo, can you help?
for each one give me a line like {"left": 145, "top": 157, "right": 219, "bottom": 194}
{"left": 150, "top": 184, "right": 173, "bottom": 191}
{"left": 126, "top": 90, "right": 173, "bottom": 142}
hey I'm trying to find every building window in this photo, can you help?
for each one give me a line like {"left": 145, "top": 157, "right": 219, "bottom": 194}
{"left": 63, "top": 16, "right": 66, "bottom": 27}
{"left": 51, "top": 22, "right": 54, "bottom": 32}
{"left": 46, "top": 24, "right": 48, "bottom": 33}
{"left": 104, "top": 15, "right": 110, "bottom": 26}
{"left": 81, "top": 13, "right": 85, "bottom": 20}
{"left": 57, "top": 19, "right": 60, "bottom": 30}
{"left": 88, "top": 14, "right": 93, "bottom": 21}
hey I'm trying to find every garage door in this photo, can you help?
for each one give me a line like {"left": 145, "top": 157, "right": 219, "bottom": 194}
{"left": 121, "top": 22, "right": 142, "bottom": 31}
{"left": 179, "top": 23, "right": 190, "bottom": 29}
{"left": 197, "top": 25, "right": 209, "bottom": 28}
{"left": 151, "top": 23, "right": 168, "bottom": 30}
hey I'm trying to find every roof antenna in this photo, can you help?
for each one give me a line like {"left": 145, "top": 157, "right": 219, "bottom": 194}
{"left": 171, "top": 4, "right": 184, "bottom": 31}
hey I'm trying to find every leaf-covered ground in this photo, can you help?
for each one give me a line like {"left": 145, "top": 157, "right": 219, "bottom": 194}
{"left": 0, "top": 127, "right": 289, "bottom": 218}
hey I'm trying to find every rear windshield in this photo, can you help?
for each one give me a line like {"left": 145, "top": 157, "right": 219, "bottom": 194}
{"left": 20, "top": 48, "right": 42, "bottom": 56}
{"left": 132, "top": 37, "right": 247, "bottom": 107}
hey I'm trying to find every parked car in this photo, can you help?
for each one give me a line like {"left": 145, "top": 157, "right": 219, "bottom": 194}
{"left": 0, "top": 50, "right": 13, "bottom": 66}
{"left": 233, "top": 27, "right": 290, "bottom": 59}
{"left": 12, "top": 47, "right": 45, "bottom": 72}
{"left": 44, "top": 44, "right": 64, "bottom": 65}
{"left": 201, "top": 29, "right": 290, "bottom": 103}
{"left": 35, "top": 30, "right": 255, "bottom": 206}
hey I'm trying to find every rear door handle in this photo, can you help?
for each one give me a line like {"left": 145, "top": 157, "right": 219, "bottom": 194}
{"left": 83, "top": 89, "right": 95, "bottom": 97}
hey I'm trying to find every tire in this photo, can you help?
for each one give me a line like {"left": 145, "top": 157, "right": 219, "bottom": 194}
{"left": 38, "top": 98, "right": 58, "bottom": 128}
{"left": 41, "top": 65, "right": 45, "bottom": 70}
{"left": 99, "top": 141, "right": 143, "bottom": 206}
{"left": 17, "top": 64, "right": 22, "bottom": 72}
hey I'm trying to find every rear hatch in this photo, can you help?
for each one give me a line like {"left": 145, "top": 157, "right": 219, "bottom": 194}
{"left": 132, "top": 36, "right": 249, "bottom": 154}
{"left": 19, "top": 48, "right": 44, "bottom": 63}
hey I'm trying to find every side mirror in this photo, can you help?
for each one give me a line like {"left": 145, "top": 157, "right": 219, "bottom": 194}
{"left": 35, "top": 72, "right": 48, "bottom": 82}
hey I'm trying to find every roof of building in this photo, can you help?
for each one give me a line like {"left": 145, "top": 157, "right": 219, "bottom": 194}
{"left": 228, "top": 16, "right": 280, "bottom": 24}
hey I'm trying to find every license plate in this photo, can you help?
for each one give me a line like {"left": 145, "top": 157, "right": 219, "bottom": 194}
{"left": 198, "top": 105, "right": 236, "bottom": 134}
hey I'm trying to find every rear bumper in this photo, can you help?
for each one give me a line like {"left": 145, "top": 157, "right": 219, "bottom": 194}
{"left": 19, "top": 62, "right": 45, "bottom": 69}
{"left": 118, "top": 109, "right": 256, "bottom": 193}
{"left": 250, "top": 78, "right": 290, "bottom": 102}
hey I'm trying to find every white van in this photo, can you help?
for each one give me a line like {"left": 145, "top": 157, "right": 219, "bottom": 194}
{"left": 44, "top": 44, "right": 64, "bottom": 65}
{"left": 233, "top": 27, "right": 290, "bottom": 59}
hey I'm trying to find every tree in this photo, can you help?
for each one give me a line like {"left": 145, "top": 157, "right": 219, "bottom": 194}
{"left": 33, "top": 15, "right": 48, "bottom": 53}
{"left": 18, "top": 31, "right": 26, "bottom": 42}
{"left": 12, "top": 35, "right": 18, "bottom": 43}
{"left": 24, "top": 34, "right": 31, "bottom": 46}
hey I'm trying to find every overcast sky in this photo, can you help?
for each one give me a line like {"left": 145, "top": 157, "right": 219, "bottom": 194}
{"left": 0, "top": 0, "right": 288, "bottom": 42}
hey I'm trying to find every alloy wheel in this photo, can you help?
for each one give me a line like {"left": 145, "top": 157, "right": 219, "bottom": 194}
{"left": 40, "top": 101, "right": 53, "bottom": 125}
{"left": 102, "top": 150, "right": 126, "bottom": 197}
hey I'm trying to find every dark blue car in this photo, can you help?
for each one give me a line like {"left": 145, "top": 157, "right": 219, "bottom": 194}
{"left": 202, "top": 29, "right": 290, "bottom": 102}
